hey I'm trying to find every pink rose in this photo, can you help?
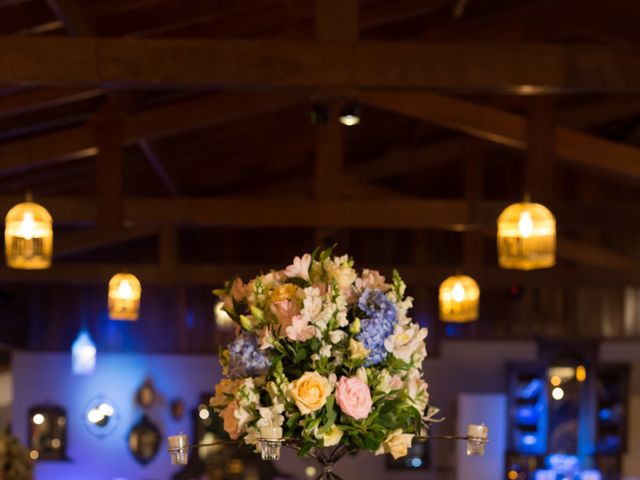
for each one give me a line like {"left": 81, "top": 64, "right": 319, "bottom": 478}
{"left": 335, "top": 376, "right": 372, "bottom": 420}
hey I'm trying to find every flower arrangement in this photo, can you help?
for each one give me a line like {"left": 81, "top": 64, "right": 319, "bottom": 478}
{"left": 0, "top": 434, "right": 33, "bottom": 480}
{"left": 211, "top": 248, "right": 434, "bottom": 460}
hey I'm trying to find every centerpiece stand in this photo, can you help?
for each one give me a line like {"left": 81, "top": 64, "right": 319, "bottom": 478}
{"left": 168, "top": 430, "right": 488, "bottom": 480}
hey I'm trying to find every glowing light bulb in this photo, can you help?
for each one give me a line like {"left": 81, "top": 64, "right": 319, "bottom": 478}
{"left": 550, "top": 375, "right": 561, "bottom": 387}
{"left": 576, "top": 365, "right": 587, "bottom": 382}
{"left": 87, "top": 408, "right": 104, "bottom": 424}
{"left": 552, "top": 387, "right": 564, "bottom": 400}
{"left": 198, "top": 409, "right": 210, "bottom": 420}
{"left": 98, "top": 403, "right": 114, "bottom": 417}
{"left": 18, "top": 212, "right": 36, "bottom": 240}
{"left": 117, "top": 280, "right": 133, "bottom": 299}
{"left": 452, "top": 282, "right": 465, "bottom": 302}
{"left": 32, "top": 413, "right": 45, "bottom": 425}
{"left": 518, "top": 212, "right": 534, "bottom": 238}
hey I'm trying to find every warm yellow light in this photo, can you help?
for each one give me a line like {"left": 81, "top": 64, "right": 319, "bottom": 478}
{"left": 108, "top": 273, "right": 142, "bottom": 321}
{"left": 51, "top": 438, "right": 61, "bottom": 449}
{"left": 550, "top": 375, "right": 562, "bottom": 387}
{"left": 439, "top": 275, "right": 480, "bottom": 323}
{"left": 508, "top": 470, "right": 519, "bottom": 480}
{"left": 29, "top": 450, "right": 39, "bottom": 460}
{"left": 451, "top": 282, "right": 465, "bottom": 302}
{"left": 497, "top": 201, "right": 556, "bottom": 270}
{"left": 339, "top": 114, "right": 360, "bottom": 126}
{"left": 576, "top": 365, "right": 587, "bottom": 382}
{"left": 305, "top": 466, "right": 317, "bottom": 478}
{"left": 117, "top": 280, "right": 133, "bottom": 300}
{"left": 199, "top": 408, "right": 210, "bottom": 420}
{"left": 552, "top": 387, "right": 564, "bottom": 400}
{"left": 518, "top": 212, "right": 534, "bottom": 238}
{"left": 4, "top": 200, "right": 53, "bottom": 270}
{"left": 215, "top": 301, "right": 235, "bottom": 330}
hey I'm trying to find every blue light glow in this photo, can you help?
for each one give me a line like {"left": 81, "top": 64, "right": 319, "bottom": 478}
{"left": 71, "top": 330, "right": 96, "bottom": 375}
{"left": 410, "top": 457, "right": 422, "bottom": 468}
{"left": 522, "top": 434, "right": 537, "bottom": 446}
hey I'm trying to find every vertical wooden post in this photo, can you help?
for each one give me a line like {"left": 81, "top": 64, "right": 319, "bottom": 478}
{"left": 314, "top": 100, "right": 344, "bottom": 248}
{"left": 523, "top": 97, "right": 556, "bottom": 336}
{"left": 313, "top": 0, "right": 358, "bottom": 249}
{"left": 93, "top": 104, "right": 124, "bottom": 231}
{"left": 526, "top": 97, "right": 556, "bottom": 202}
{"left": 463, "top": 138, "right": 484, "bottom": 270}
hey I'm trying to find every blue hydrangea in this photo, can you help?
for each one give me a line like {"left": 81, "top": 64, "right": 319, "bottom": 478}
{"left": 356, "top": 289, "right": 397, "bottom": 365}
{"left": 227, "top": 332, "right": 271, "bottom": 378}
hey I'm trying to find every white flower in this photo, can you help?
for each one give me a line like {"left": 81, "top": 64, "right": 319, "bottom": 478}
{"left": 395, "top": 296, "right": 414, "bottom": 326}
{"left": 375, "top": 429, "right": 414, "bottom": 459}
{"left": 329, "top": 330, "right": 347, "bottom": 344}
{"left": 319, "top": 344, "right": 332, "bottom": 358}
{"left": 319, "top": 425, "right": 343, "bottom": 447}
{"left": 335, "top": 295, "right": 349, "bottom": 327}
{"left": 406, "top": 370, "right": 430, "bottom": 412}
{"left": 301, "top": 286, "right": 323, "bottom": 321}
{"left": 355, "top": 269, "right": 390, "bottom": 292}
{"left": 244, "top": 426, "right": 260, "bottom": 446}
{"left": 355, "top": 367, "right": 368, "bottom": 385}
{"left": 285, "top": 254, "right": 311, "bottom": 280}
{"left": 324, "top": 256, "right": 357, "bottom": 293}
{"left": 384, "top": 324, "right": 428, "bottom": 363}
{"left": 261, "top": 270, "right": 286, "bottom": 289}
{"left": 257, "top": 405, "right": 285, "bottom": 430}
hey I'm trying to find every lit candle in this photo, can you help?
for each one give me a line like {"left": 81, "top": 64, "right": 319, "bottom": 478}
{"left": 259, "top": 426, "right": 283, "bottom": 461}
{"left": 168, "top": 434, "right": 189, "bottom": 465}
{"left": 466, "top": 424, "right": 488, "bottom": 456}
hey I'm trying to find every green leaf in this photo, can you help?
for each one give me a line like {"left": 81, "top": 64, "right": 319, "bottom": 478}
{"left": 293, "top": 347, "right": 308, "bottom": 364}
{"left": 320, "top": 245, "right": 336, "bottom": 263}
{"left": 286, "top": 277, "right": 310, "bottom": 288}
{"left": 286, "top": 413, "right": 301, "bottom": 430}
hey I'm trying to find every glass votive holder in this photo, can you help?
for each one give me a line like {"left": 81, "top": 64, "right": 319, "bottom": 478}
{"left": 466, "top": 424, "right": 489, "bottom": 456}
{"left": 168, "top": 434, "right": 189, "bottom": 465}
{"left": 259, "top": 426, "right": 283, "bottom": 461}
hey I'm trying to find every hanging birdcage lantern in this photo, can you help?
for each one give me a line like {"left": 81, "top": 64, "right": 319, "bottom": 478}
{"left": 497, "top": 201, "right": 556, "bottom": 270}
{"left": 108, "top": 273, "right": 141, "bottom": 321}
{"left": 4, "top": 197, "right": 53, "bottom": 270}
{"left": 439, "top": 275, "right": 480, "bottom": 323}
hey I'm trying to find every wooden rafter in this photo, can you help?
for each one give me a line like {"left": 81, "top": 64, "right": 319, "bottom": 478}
{"left": 0, "top": 92, "right": 305, "bottom": 175}
{"left": 0, "top": 38, "right": 639, "bottom": 92}
{"left": 2, "top": 262, "right": 640, "bottom": 287}
{"left": 361, "top": 91, "right": 640, "bottom": 182}
{"left": 0, "top": 196, "right": 640, "bottom": 229}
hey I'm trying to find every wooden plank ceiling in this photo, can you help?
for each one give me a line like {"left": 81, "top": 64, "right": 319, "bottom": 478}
{"left": 1, "top": 0, "right": 640, "bottom": 348}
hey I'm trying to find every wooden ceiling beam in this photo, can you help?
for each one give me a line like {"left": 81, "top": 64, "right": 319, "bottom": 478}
{"left": 361, "top": 91, "right": 640, "bottom": 182}
{"left": 0, "top": 195, "right": 639, "bottom": 229}
{"left": 54, "top": 226, "right": 157, "bottom": 258}
{"left": 0, "top": 92, "right": 305, "bottom": 176}
{"left": 0, "top": 87, "right": 102, "bottom": 119}
{"left": 44, "top": 0, "right": 93, "bottom": 35}
{"left": 557, "top": 238, "right": 640, "bottom": 271}
{"left": 2, "top": 262, "right": 640, "bottom": 287}
{"left": 0, "top": 38, "right": 639, "bottom": 92}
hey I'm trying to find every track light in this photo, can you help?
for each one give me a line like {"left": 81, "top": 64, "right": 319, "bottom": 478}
{"left": 339, "top": 102, "right": 360, "bottom": 126}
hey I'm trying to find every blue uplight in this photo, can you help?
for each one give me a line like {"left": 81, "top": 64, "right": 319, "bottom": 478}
{"left": 71, "top": 330, "right": 96, "bottom": 375}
